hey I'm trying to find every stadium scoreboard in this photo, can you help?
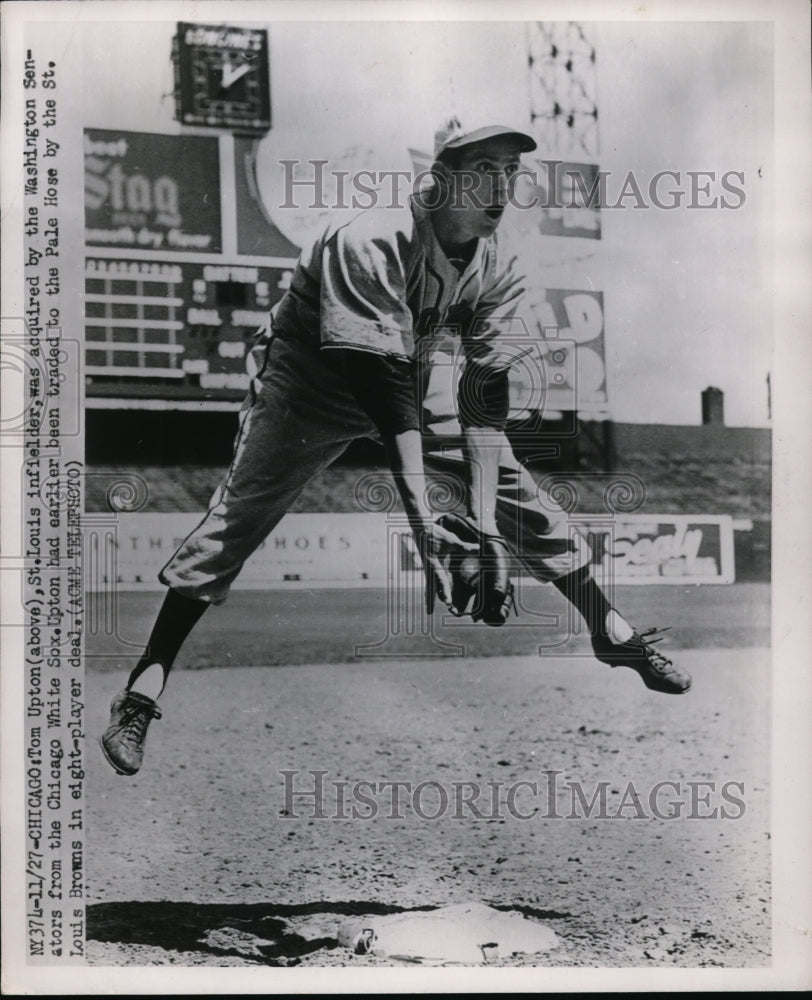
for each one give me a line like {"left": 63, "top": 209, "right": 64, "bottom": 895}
{"left": 84, "top": 259, "right": 291, "bottom": 403}
{"left": 84, "top": 127, "right": 298, "bottom": 409}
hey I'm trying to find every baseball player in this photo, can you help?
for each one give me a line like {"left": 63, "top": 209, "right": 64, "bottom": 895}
{"left": 101, "top": 116, "right": 691, "bottom": 777}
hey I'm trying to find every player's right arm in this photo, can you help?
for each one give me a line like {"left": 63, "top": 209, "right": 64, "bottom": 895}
{"left": 326, "top": 347, "right": 426, "bottom": 522}
{"left": 331, "top": 347, "right": 470, "bottom": 610}
{"left": 316, "top": 214, "right": 430, "bottom": 528}
{"left": 317, "top": 214, "right": 469, "bottom": 607}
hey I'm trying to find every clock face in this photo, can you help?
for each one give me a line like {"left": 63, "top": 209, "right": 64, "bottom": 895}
{"left": 175, "top": 23, "right": 271, "bottom": 131}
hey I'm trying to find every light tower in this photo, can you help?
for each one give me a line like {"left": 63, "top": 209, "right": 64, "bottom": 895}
{"left": 527, "top": 21, "right": 599, "bottom": 160}
{"left": 524, "top": 23, "right": 613, "bottom": 470}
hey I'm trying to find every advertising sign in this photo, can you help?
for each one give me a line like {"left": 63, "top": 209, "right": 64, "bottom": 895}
{"left": 87, "top": 513, "right": 734, "bottom": 591}
{"left": 535, "top": 160, "right": 602, "bottom": 239}
{"left": 84, "top": 129, "right": 222, "bottom": 253}
{"left": 515, "top": 288, "right": 607, "bottom": 414}
{"left": 583, "top": 515, "right": 735, "bottom": 584}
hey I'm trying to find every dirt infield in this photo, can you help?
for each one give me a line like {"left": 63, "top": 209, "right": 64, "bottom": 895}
{"left": 85, "top": 584, "right": 770, "bottom": 968}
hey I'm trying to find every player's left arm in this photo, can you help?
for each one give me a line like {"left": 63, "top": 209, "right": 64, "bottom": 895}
{"left": 458, "top": 380, "right": 508, "bottom": 535}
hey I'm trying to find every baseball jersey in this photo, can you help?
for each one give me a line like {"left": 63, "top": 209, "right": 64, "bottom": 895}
{"left": 272, "top": 195, "right": 534, "bottom": 378}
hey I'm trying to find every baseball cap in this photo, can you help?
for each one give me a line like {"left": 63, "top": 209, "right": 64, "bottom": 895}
{"left": 434, "top": 115, "right": 537, "bottom": 159}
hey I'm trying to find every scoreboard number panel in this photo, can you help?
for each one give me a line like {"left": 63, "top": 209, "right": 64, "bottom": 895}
{"left": 85, "top": 258, "right": 293, "bottom": 403}
{"left": 173, "top": 22, "right": 271, "bottom": 131}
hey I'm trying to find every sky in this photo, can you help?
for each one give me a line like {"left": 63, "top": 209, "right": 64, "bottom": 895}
{"left": 68, "top": 14, "right": 775, "bottom": 426}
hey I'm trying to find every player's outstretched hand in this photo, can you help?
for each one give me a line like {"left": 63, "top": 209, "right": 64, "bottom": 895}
{"left": 415, "top": 520, "right": 479, "bottom": 615}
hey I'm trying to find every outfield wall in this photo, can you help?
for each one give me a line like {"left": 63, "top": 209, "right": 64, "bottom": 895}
{"left": 82, "top": 512, "right": 736, "bottom": 592}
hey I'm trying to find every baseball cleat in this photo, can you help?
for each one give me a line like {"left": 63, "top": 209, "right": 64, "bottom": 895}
{"left": 100, "top": 689, "right": 162, "bottom": 775}
{"left": 592, "top": 627, "right": 692, "bottom": 694}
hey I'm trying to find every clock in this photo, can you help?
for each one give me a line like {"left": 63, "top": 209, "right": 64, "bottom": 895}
{"left": 174, "top": 22, "right": 271, "bottom": 132}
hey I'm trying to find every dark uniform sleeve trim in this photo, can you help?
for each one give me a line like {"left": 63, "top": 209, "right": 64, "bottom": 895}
{"left": 331, "top": 347, "right": 420, "bottom": 437}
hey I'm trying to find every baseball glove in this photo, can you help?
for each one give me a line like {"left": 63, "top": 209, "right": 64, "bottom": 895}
{"left": 436, "top": 512, "right": 515, "bottom": 626}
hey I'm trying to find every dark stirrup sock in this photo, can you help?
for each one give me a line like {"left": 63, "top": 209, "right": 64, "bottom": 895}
{"left": 551, "top": 566, "right": 613, "bottom": 638}
{"left": 126, "top": 589, "right": 210, "bottom": 692}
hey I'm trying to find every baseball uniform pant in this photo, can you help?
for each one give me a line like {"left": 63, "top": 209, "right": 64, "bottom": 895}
{"left": 159, "top": 334, "right": 590, "bottom": 604}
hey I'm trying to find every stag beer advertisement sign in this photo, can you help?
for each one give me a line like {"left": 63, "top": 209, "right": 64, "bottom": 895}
{"left": 84, "top": 128, "right": 222, "bottom": 253}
